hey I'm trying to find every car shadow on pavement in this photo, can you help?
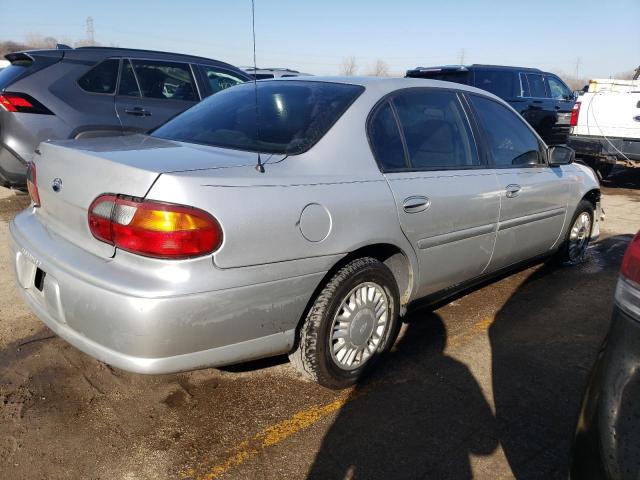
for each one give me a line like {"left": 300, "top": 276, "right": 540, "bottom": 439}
{"left": 307, "top": 235, "right": 631, "bottom": 480}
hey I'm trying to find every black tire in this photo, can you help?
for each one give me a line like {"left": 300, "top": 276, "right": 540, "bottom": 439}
{"left": 289, "top": 257, "right": 400, "bottom": 390}
{"left": 555, "top": 199, "right": 595, "bottom": 265}
{"left": 596, "top": 163, "right": 614, "bottom": 181}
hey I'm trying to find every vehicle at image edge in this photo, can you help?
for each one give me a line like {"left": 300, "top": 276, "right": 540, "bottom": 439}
{"left": 241, "top": 67, "right": 312, "bottom": 79}
{"left": 571, "top": 231, "right": 640, "bottom": 479}
{"left": 0, "top": 46, "right": 251, "bottom": 188}
{"left": 406, "top": 64, "right": 576, "bottom": 146}
{"left": 10, "top": 77, "right": 601, "bottom": 389}
{"left": 568, "top": 78, "right": 640, "bottom": 180}
{"left": 0, "top": 59, "right": 9, "bottom": 71}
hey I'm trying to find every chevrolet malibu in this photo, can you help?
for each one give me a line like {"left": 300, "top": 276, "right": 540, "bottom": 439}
{"left": 10, "top": 77, "right": 601, "bottom": 389}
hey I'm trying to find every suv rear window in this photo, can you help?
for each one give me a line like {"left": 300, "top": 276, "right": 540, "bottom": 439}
{"left": 78, "top": 58, "right": 119, "bottom": 94}
{"left": 0, "top": 62, "right": 33, "bottom": 90}
{"left": 473, "top": 70, "right": 514, "bottom": 98}
{"left": 152, "top": 81, "right": 364, "bottom": 155}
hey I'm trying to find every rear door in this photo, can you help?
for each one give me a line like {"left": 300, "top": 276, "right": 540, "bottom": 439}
{"left": 369, "top": 88, "right": 500, "bottom": 298}
{"left": 518, "top": 72, "right": 559, "bottom": 144}
{"left": 467, "top": 93, "right": 571, "bottom": 271}
{"left": 115, "top": 58, "right": 199, "bottom": 133}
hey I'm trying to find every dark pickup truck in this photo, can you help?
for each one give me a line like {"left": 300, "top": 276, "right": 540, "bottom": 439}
{"left": 406, "top": 64, "right": 576, "bottom": 146}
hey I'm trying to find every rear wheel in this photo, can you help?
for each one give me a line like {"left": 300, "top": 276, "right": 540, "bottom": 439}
{"left": 556, "top": 200, "right": 594, "bottom": 265}
{"left": 289, "top": 257, "right": 400, "bottom": 389}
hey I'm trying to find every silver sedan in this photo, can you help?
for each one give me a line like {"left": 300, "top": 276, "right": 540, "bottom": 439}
{"left": 10, "top": 77, "right": 601, "bottom": 389}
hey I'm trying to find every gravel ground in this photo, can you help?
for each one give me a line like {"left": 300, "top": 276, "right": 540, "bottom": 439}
{"left": 0, "top": 166, "right": 638, "bottom": 480}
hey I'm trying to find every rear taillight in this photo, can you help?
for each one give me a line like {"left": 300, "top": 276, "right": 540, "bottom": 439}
{"left": 0, "top": 93, "right": 53, "bottom": 114}
{"left": 26, "top": 162, "right": 40, "bottom": 207}
{"left": 569, "top": 102, "right": 581, "bottom": 127}
{"left": 616, "top": 232, "right": 640, "bottom": 318}
{"left": 621, "top": 232, "right": 640, "bottom": 285}
{"left": 88, "top": 195, "right": 222, "bottom": 259}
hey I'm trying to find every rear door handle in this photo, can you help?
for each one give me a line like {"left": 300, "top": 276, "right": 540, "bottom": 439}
{"left": 402, "top": 196, "right": 430, "bottom": 213}
{"left": 124, "top": 107, "right": 151, "bottom": 117}
{"left": 505, "top": 184, "right": 521, "bottom": 198}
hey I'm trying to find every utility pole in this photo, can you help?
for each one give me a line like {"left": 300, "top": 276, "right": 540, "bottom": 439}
{"left": 458, "top": 49, "right": 466, "bottom": 65}
{"left": 575, "top": 57, "right": 582, "bottom": 84}
{"left": 86, "top": 16, "right": 95, "bottom": 45}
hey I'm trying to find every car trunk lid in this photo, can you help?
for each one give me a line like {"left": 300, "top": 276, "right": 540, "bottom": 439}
{"left": 34, "top": 134, "right": 265, "bottom": 258}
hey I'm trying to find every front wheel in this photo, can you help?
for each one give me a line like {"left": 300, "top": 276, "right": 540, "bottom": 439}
{"left": 556, "top": 200, "right": 594, "bottom": 265}
{"left": 289, "top": 257, "right": 400, "bottom": 389}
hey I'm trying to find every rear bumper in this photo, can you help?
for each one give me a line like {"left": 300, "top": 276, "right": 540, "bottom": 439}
{"left": 10, "top": 210, "right": 329, "bottom": 374}
{"left": 568, "top": 134, "right": 640, "bottom": 163}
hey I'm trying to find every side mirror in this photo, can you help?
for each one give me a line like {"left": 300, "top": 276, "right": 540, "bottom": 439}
{"left": 548, "top": 145, "right": 575, "bottom": 166}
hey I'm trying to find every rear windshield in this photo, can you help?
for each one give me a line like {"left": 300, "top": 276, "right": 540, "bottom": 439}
{"left": 0, "top": 63, "right": 32, "bottom": 89}
{"left": 406, "top": 70, "right": 470, "bottom": 85}
{"left": 152, "top": 81, "right": 364, "bottom": 155}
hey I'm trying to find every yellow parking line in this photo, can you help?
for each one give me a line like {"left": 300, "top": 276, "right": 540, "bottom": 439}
{"left": 187, "top": 315, "right": 494, "bottom": 480}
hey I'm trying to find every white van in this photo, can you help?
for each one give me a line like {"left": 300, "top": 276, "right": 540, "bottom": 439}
{"left": 568, "top": 78, "right": 640, "bottom": 179}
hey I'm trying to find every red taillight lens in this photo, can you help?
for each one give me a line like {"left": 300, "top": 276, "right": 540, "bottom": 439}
{"left": 26, "top": 162, "right": 40, "bottom": 207}
{"left": 621, "top": 232, "right": 640, "bottom": 284}
{"left": 0, "top": 93, "right": 53, "bottom": 114}
{"left": 569, "top": 102, "right": 581, "bottom": 127}
{"left": 88, "top": 195, "right": 222, "bottom": 259}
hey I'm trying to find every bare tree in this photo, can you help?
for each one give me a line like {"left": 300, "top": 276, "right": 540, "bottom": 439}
{"left": 24, "top": 33, "right": 58, "bottom": 49}
{"left": 340, "top": 56, "right": 358, "bottom": 76}
{"left": 369, "top": 59, "right": 390, "bottom": 77}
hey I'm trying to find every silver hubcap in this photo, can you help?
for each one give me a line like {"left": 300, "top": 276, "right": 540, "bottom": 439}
{"left": 569, "top": 212, "right": 591, "bottom": 262}
{"left": 330, "top": 282, "right": 389, "bottom": 371}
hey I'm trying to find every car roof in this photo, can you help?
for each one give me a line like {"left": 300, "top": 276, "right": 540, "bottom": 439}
{"left": 267, "top": 75, "right": 505, "bottom": 100}
{"left": 409, "top": 64, "right": 543, "bottom": 73}
{"left": 18, "top": 46, "right": 249, "bottom": 74}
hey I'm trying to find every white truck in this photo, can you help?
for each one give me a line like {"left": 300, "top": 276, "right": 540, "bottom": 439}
{"left": 568, "top": 75, "right": 640, "bottom": 179}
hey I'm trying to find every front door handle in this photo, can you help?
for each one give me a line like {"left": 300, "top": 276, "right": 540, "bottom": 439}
{"left": 124, "top": 107, "right": 151, "bottom": 117}
{"left": 505, "top": 184, "right": 521, "bottom": 198}
{"left": 402, "top": 196, "right": 430, "bottom": 213}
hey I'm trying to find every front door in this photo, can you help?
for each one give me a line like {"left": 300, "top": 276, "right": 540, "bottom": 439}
{"left": 368, "top": 88, "right": 501, "bottom": 299}
{"left": 115, "top": 58, "right": 199, "bottom": 133}
{"left": 467, "top": 93, "right": 570, "bottom": 271}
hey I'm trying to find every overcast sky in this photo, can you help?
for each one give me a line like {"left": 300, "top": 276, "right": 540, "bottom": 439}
{"left": 0, "top": 0, "right": 637, "bottom": 79}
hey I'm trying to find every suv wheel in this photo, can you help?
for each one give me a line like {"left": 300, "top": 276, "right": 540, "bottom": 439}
{"left": 289, "top": 257, "right": 400, "bottom": 389}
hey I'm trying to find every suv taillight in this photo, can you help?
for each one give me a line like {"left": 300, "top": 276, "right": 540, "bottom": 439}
{"left": 26, "top": 162, "right": 40, "bottom": 207}
{"left": 88, "top": 195, "right": 223, "bottom": 259}
{"left": 0, "top": 93, "right": 53, "bottom": 114}
{"left": 569, "top": 102, "right": 581, "bottom": 127}
{"left": 621, "top": 232, "right": 640, "bottom": 285}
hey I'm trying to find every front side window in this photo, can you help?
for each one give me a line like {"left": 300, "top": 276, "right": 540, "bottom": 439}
{"left": 368, "top": 101, "right": 406, "bottom": 170}
{"left": 201, "top": 66, "right": 245, "bottom": 95}
{"left": 547, "top": 76, "right": 572, "bottom": 100}
{"left": 473, "top": 70, "right": 514, "bottom": 98}
{"left": 152, "top": 81, "right": 364, "bottom": 155}
{"left": 78, "top": 58, "right": 119, "bottom": 94}
{"left": 525, "top": 73, "right": 548, "bottom": 98}
{"left": 131, "top": 59, "right": 197, "bottom": 101}
{"left": 392, "top": 89, "right": 479, "bottom": 170}
{"left": 469, "top": 94, "right": 542, "bottom": 167}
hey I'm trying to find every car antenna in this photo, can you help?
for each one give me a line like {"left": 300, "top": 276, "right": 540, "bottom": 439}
{"left": 251, "top": 0, "right": 265, "bottom": 173}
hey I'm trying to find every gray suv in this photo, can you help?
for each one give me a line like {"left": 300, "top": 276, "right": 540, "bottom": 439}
{"left": 0, "top": 46, "right": 251, "bottom": 187}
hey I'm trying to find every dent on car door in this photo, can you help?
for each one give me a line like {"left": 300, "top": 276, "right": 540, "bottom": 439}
{"left": 115, "top": 58, "right": 199, "bottom": 133}
{"left": 370, "top": 89, "right": 500, "bottom": 299}
{"left": 467, "top": 94, "right": 570, "bottom": 270}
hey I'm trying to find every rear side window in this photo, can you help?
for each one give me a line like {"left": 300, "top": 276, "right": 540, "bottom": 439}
{"left": 406, "top": 70, "right": 470, "bottom": 85}
{"left": 392, "top": 89, "right": 479, "bottom": 170}
{"left": 77, "top": 59, "right": 119, "bottom": 94}
{"left": 131, "top": 59, "right": 197, "bottom": 101}
{"left": 473, "top": 70, "right": 514, "bottom": 98}
{"left": 200, "top": 66, "right": 245, "bottom": 95}
{"left": 525, "top": 73, "right": 547, "bottom": 98}
{"left": 152, "top": 81, "right": 364, "bottom": 155}
{"left": 469, "top": 94, "right": 542, "bottom": 167}
{"left": 368, "top": 101, "right": 406, "bottom": 170}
